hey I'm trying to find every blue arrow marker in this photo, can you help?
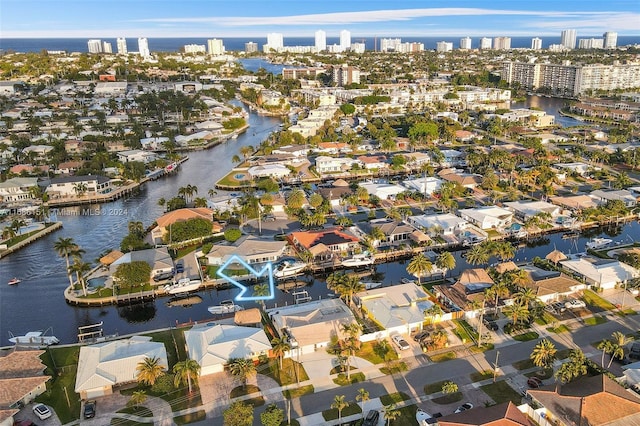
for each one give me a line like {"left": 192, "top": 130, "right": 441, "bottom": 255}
{"left": 216, "top": 255, "right": 276, "bottom": 302}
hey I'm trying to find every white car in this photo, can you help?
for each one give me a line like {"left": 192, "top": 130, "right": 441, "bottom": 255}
{"left": 454, "top": 402, "right": 474, "bottom": 413}
{"left": 33, "top": 403, "right": 52, "bottom": 420}
{"left": 565, "top": 299, "right": 586, "bottom": 309}
{"left": 391, "top": 334, "right": 410, "bottom": 350}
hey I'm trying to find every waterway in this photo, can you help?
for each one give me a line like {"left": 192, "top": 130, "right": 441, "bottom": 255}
{"left": 511, "top": 95, "right": 583, "bottom": 128}
{"left": 0, "top": 99, "right": 637, "bottom": 345}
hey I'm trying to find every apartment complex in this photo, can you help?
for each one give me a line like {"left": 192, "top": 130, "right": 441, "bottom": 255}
{"left": 561, "top": 29, "right": 577, "bottom": 49}
{"left": 502, "top": 60, "right": 640, "bottom": 96}
{"left": 116, "top": 37, "right": 127, "bottom": 54}
{"left": 436, "top": 41, "right": 453, "bottom": 52}
{"left": 331, "top": 65, "right": 360, "bottom": 86}
{"left": 315, "top": 30, "right": 326, "bottom": 52}
{"left": 138, "top": 37, "right": 150, "bottom": 57}
{"left": 460, "top": 37, "right": 472, "bottom": 50}
{"left": 531, "top": 37, "right": 542, "bottom": 50}
{"left": 493, "top": 37, "right": 511, "bottom": 50}
{"left": 207, "top": 38, "right": 225, "bottom": 55}
{"left": 244, "top": 42, "right": 258, "bottom": 53}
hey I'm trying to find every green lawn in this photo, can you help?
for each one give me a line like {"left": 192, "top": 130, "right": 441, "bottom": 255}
{"left": 116, "top": 405, "right": 154, "bottom": 417}
{"left": 470, "top": 370, "right": 494, "bottom": 382}
{"left": 547, "top": 324, "right": 570, "bottom": 333}
{"left": 512, "top": 358, "right": 535, "bottom": 371}
{"left": 380, "top": 392, "right": 410, "bottom": 406}
{"left": 389, "top": 405, "right": 419, "bottom": 426}
{"left": 230, "top": 385, "right": 265, "bottom": 407}
{"left": 432, "top": 392, "right": 463, "bottom": 404}
{"left": 37, "top": 347, "right": 82, "bottom": 424}
{"left": 480, "top": 381, "right": 523, "bottom": 404}
{"left": 424, "top": 381, "right": 448, "bottom": 395}
{"left": 322, "top": 402, "right": 361, "bottom": 421}
{"left": 617, "top": 308, "right": 637, "bottom": 316}
{"left": 282, "top": 385, "right": 314, "bottom": 399}
{"left": 525, "top": 368, "right": 554, "bottom": 380}
{"left": 145, "top": 328, "right": 188, "bottom": 368}
{"left": 584, "top": 316, "right": 608, "bottom": 326}
{"left": 534, "top": 312, "right": 557, "bottom": 325}
{"left": 512, "top": 331, "right": 539, "bottom": 342}
{"left": 452, "top": 319, "right": 478, "bottom": 343}
{"left": 356, "top": 341, "right": 399, "bottom": 364}
{"left": 469, "top": 343, "right": 495, "bottom": 353}
{"left": 430, "top": 351, "right": 456, "bottom": 362}
{"left": 174, "top": 410, "right": 207, "bottom": 425}
{"left": 333, "top": 372, "right": 366, "bottom": 386}
{"left": 380, "top": 361, "right": 409, "bottom": 375}
{"left": 583, "top": 290, "right": 616, "bottom": 310}
{"left": 259, "top": 358, "right": 309, "bottom": 387}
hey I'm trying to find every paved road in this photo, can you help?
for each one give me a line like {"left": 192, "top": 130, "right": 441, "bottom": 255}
{"left": 195, "top": 312, "right": 640, "bottom": 425}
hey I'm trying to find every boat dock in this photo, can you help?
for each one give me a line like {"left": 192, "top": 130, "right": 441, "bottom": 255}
{"left": 0, "top": 221, "right": 63, "bottom": 259}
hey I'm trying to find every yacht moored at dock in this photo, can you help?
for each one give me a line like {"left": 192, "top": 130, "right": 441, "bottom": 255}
{"left": 164, "top": 278, "right": 202, "bottom": 295}
{"left": 273, "top": 260, "right": 307, "bottom": 279}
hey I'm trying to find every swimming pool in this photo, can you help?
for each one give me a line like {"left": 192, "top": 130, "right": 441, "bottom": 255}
{"left": 87, "top": 276, "right": 108, "bottom": 288}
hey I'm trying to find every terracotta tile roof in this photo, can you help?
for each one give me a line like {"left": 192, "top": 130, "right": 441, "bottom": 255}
{"left": 438, "top": 402, "right": 533, "bottom": 426}
{"left": 525, "top": 275, "right": 582, "bottom": 297}
{"left": 458, "top": 269, "right": 495, "bottom": 287}
{"left": 291, "top": 228, "right": 359, "bottom": 250}
{"left": 0, "top": 409, "right": 19, "bottom": 424}
{"left": 0, "top": 376, "right": 51, "bottom": 407}
{"left": 0, "top": 350, "right": 46, "bottom": 379}
{"left": 495, "top": 261, "right": 518, "bottom": 274}
{"left": 528, "top": 374, "right": 640, "bottom": 426}
{"left": 155, "top": 208, "right": 214, "bottom": 228}
{"left": 234, "top": 308, "right": 262, "bottom": 326}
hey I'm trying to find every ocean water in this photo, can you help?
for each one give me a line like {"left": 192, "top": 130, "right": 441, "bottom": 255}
{"left": 2, "top": 36, "right": 639, "bottom": 54}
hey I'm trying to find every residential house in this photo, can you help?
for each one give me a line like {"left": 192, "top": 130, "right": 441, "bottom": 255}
{"left": 46, "top": 175, "right": 112, "bottom": 198}
{"left": 152, "top": 208, "right": 218, "bottom": 244}
{"left": 459, "top": 206, "right": 513, "bottom": 230}
{"left": 206, "top": 236, "right": 287, "bottom": 266}
{"left": 560, "top": 255, "right": 639, "bottom": 290}
{"left": 207, "top": 195, "right": 240, "bottom": 214}
{"left": 248, "top": 164, "right": 291, "bottom": 179}
{"left": 174, "top": 130, "right": 215, "bottom": 147}
{"left": 272, "top": 144, "right": 309, "bottom": 157}
{"left": 439, "top": 170, "right": 482, "bottom": 189}
{"left": 289, "top": 228, "right": 361, "bottom": 262}
{"left": 356, "top": 219, "right": 414, "bottom": 247}
{"left": 317, "top": 186, "right": 353, "bottom": 207}
{"left": 359, "top": 182, "right": 406, "bottom": 200}
{"left": 193, "top": 121, "right": 223, "bottom": 134}
{"left": 22, "top": 145, "right": 54, "bottom": 160}
{"left": 438, "top": 402, "right": 533, "bottom": 426}
{"left": 55, "top": 160, "right": 84, "bottom": 175}
{"left": 527, "top": 375, "right": 640, "bottom": 426}
{"left": 357, "top": 155, "right": 388, "bottom": 170}
{"left": 117, "top": 149, "right": 158, "bottom": 164}
{"left": 590, "top": 189, "right": 637, "bottom": 208}
{"left": 64, "top": 139, "right": 96, "bottom": 155}
{"left": 315, "top": 156, "right": 356, "bottom": 174}
{"left": 433, "top": 269, "right": 495, "bottom": 314}
{"left": 75, "top": 336, "right": 168, "bottom": 399}
{"left": 550, "top": 195, "right": 598, "bottom": 211}
{"left": 402, "top": 176, "right": 443, "bottom": 196}
{"left": 111, "top": 247, "right": 174, "bottom": 279}
{"left": 267, "top": 298, "right": 356, "bottom": 355}
{"left": 402, "top": 152, "right": 431, "bottom": 167}
{"left": 184, "top": 324, "right": 271, "bottom": 376}
{"left": 9, "top": 164, "right": 50, "bottom": 175}
{"left": 519, "top": 266, "right": 587, "bottom": 303}
{"left": 504, "top": 200, "right": 561, "bottom": 221}
{"left": 140, "top": 137, "right": 170, "bottom": 150}
{"left": 407, "top": 213, "right": 468, "bottom": 236}
{"left": 438, "top": 149, "right": 465, "bottom": 167}
{"left": 0, "top": 350, "right": 50, "bottom": 416}
{"left": 0, "top": 177, "right": 39, "bottom": 202}
{"left": 354, "top": 283, "right": 435, "bottom": 335}
{"left": 315, "top": 142, "right": 350, "bottom": 154}
{"left": 454, "top": 130, "right": 477, "bottom": 143}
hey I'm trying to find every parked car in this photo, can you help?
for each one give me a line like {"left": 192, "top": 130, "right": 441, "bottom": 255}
{"left": 483, "top": 318, "right": 499, "bottom": 331}
{"left": 454, "top": 402, "right": 474, "bottom": 413}
{"left": 552, "top": 302, "right": 567, "bottom": 313}
{"left": 629, "top": 342, "right": 640, "bottom": 360}
{"left": 263, "top": 215, "right": 276, "bottom": 222}
{"left": 413, "top": 331, "right": 430, "bottom": 342}
{"left": 175, "top": 262, "right": 184, "bottom": 273}
{"left": 32, "top": 404, "right": 52, "bottom": 420}
{"left": 362, "top": 409, "right": 380, "bottom": 426}
{"left": 153, "top": 271, "right": 174, "bottom": 282}
{"left": 391, "top": 334, "right": 411, "bottom": 351}
{"left": 565, "top": 299, "right": 586, "bottom": 309}
{"left": 84, "top": 401, "right": 96, "bottom": 419}
{"left": 527, "top": 377, "right": 543, "bottom": 388}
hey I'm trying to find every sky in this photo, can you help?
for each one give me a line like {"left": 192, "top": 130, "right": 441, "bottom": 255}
{"left": 1, "top": 0, "right": 639, "bottom": 39}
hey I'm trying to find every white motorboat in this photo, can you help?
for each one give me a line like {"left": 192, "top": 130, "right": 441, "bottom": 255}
{"left": 341, "top": 253, "right": 375, "bottom": 268}
{"left": 273, "top": 260, "right": 307, "bottom": 279}
{"left": 208, "top": 300, "right": 244, "bottom": 314}
{"left": 7, "top": 277, "right": 21, "bottom": 285}
{"left": 9, "top": 330, "right": 59, "bottom": 347}
{"left": 164, "top": 278, "right": 202, "bottom": 295}
{"left": 361, "top": 281, "right": 383, "bottom": 290}
{"left": 586, "top": 237, "right": 613, "bottom": 250}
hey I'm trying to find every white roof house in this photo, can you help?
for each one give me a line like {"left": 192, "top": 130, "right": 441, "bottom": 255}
{"left": 402, "top": 177, "right": 443, "bottom": 195}
{"left": 407, "top": 213, "right": 467, "bottom": 235}
{"left": 458, "top": 206, "right": 513, "bottom": 230}
{"left": 354, "top": 283, "right": 433, "bottom": 336}
{"left": 117, "top": 149, "right": 158, "bottom": 164}
{"left": 503, "top": 200, "right": 561, "bottom": 221}
{"left": 248, "top": 164, "right": 291, "bottom": 179}
{"left": 111, "top": 247, "right": 174, "bottom": 277}
{"left": 205, "top": 236, "right": 287, "bottom": 266}
{"left": 75, "top": 336, "right": 168, "bottom": 399}
{"left": 268, "top": 298, "right": 355, "bottom": 355}
{"left": 315, "top": 156, "right": 356, "bottom": 174}
{"left": 590, "top": 189, "right": 637, "bottom": 208}
{"left": 184, "top": 324, "right": 271, "bottom": 376}
{"left": 359, "top": 182, "right": 407, "bottom": 200}
{"left": 560, "top": 255, "right": 639, "bottom": 290}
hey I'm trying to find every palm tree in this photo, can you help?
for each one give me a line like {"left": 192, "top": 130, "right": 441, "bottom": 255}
{"left": 436, "top": 251, "right": 456, "bottom": 278}
{"left": 136, "top": 356, "right": 166, "bottom": 386}
{"left": 173, "top": 359, "right": 201, "bottom": 393}
{"left": 465, "top": 243, "right": 491, "bottom": 266}
{"left": 193, "top": 197, "right": 207, "bottom": 207}
{"left": 514, "top": 287, "right": 537, "bottom": 308}
{"left": 128, "top": 390, "right": 147, "bottom": 408}
{"left": 331, "top": 395, "right": 348, "bottom": 424}
{"left": 555, "top": 349, "right": 588, "bottom": 383}
{"left": 442, "top": 381, "right": 459, "bottom": 394}
{"left": 407, "top": 253, "right": 433, "bottom": 285}
{"left": 597, "top": 339, "right": 614, "bottom": 367}
{"left": 252, "top": 283, "right": 269, "bottom": 311}
{"left": 607, "top": 331, "right": 633, "bottom": 368}
{"left": 423, "top": 304, "right": 443, "bottom": 325}
{"left": 503, "top": 302, "right": 529, "bottom": 326}
{"left": 271, "top": 337, "right": 291, "bottom": 370}
{"left": 356, "top": 388, "right": 370, "bottom": 419}
{"left": 286, "top": 189, "right": 306, "bottom": 210}
{"left": 339, "top": 322, "right": 362, "bottom": 380}
{"left": 69, "top": 260, "right": 91, "bottom": 297}
{"left": 530, "top": 339, "right": 557, "bottom": 370}
{"left": 340, "top": 275, "right": 365, "bottom": 306}
{"left": 54, "top": 237, "right": 77, "bottom": 287}
{"left": 487, "top": 281, "right": 510, "bottom": 313}
{"left": 383, "top": 404, "right": 400, "bottom": 426}
{"left": 228, "top": 358, "right": 257, "bottom": 390}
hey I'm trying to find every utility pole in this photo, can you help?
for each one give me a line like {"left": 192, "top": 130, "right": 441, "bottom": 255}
{"left": 493, "top": 350, "right": 500, "bottom": 382}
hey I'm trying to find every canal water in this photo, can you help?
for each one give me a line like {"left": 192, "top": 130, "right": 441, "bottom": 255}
{"left": 510, "top": 95, "right": 584, "bottom": 128}
{"left": 0, "top": 98, "right": 636, "bottom": 344}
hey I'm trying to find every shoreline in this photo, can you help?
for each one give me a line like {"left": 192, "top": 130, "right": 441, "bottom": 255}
{"left": 0, "top": 221, "right": 63, "bottom": 259}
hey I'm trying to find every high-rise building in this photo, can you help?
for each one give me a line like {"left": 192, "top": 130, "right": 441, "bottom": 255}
{"left": 340, "top": 30, "right": 351, "bottom": 52}
{"left": 561, "top": 29, "right": 577, "bottom": 49}
{"left": 265, "top": 33, "right": 284, "bottom": 52}
{"left": 479, "top": 37, "right": 492, "bottom": 50}
{"left": 244, "top": 42, "right": 258, "bottom": 53}
{"left": 331, "top": 64, "right": 360, "bottom": 86}
{"left": 578, "top": 38, "right": 604, "bottom": 49}
{"left": 493, "top": 37, "right": 511, "bottom": 50}
{"left": 184, "top": 44, "right": 206, "bottom": 54}
{"left": 138, "top": 37, "right": 150, "bottom": 57}
{"left": 380, "top": 38, "right": 402, "bottom": 52}
{"left": 350, "top": 43, "right": 366, "bottom": 54}
{"left": 603, "top": 32, "right": 618, "bottom": 49}
{"left": 436, "top": 41, "right": 453, "bottom": 52}
{"left": 531, "top": 37, "right": 542, "bottom": 50}
{"left": 117, "top": 38, "right": 128, "bottom": 55}
{"left": 87, "top": 39, "right": 102, "bottom": 54}
{"left": 207, "top": 38, "right": 225, "bottom": 55}
{"left": 315, "top": 30, "right": 326, "bottom": 52}
{"left": 459, "top": 37, "right": 472, "bottom": 50}
{"left": 102, "top": 41, "right": 112, "bottom": 54}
